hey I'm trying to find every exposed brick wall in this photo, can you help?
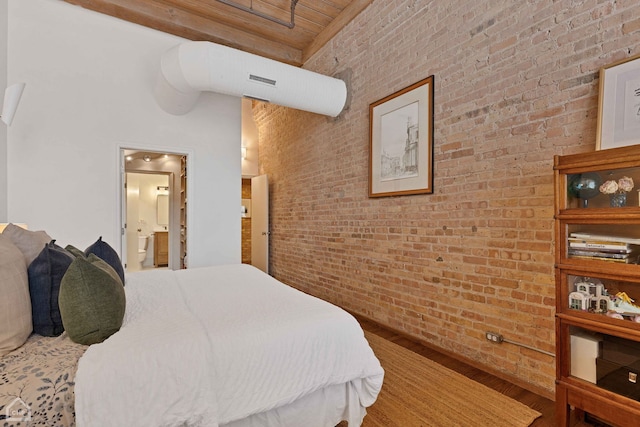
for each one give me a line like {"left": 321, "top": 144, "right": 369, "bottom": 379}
{"left": 253, "top": 0, "right": 640, "bottom": 395}
{"left": 241, "top": 178, "right": 251, "bottom": 264}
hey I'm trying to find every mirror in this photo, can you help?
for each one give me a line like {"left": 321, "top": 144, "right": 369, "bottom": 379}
{"left": 157, "top": 194, "right": 169, "bottom": 225}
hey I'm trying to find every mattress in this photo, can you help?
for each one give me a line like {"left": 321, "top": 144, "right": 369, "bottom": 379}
{"left": 0, "top": 335, "right": 371, "bottom": 427}
{"left": 75, "top": 264, "right": 384, "bottom": 426}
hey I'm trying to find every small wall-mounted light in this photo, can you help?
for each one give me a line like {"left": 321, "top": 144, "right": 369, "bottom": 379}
{"left": 143, "top": 155, "right": 152, "bottom": 162}
{"left": 241, "top": 146, "right": 247, "bottom": 159}
{"left": 1, "top": 83, "right": 26, "bottom": 126}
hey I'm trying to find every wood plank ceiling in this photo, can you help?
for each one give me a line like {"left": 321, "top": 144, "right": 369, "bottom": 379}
{"left": 63, "top": 0, "right": 373, "bottom": 66}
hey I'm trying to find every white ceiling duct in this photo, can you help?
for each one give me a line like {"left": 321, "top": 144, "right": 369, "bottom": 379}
{"left": 154, "top": 41, "right": 347, "bottom": 117}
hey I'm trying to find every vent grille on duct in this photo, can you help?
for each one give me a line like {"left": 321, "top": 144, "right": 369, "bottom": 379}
{"left": 248, "top": 74, "right": 277, "bottom": 86}
{"left": 154, "top": 41, "right": 347, "bottom": 117}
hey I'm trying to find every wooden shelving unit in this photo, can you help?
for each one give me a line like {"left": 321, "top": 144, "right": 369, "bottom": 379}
{"left": 180, "top": 156, "right": 187, "bottom": 269}
{"left": 555, "top": 145, "right": 640, "bottom": 426}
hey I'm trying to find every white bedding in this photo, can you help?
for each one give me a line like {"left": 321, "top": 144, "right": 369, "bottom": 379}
{"left": 74, "top": 264, "right": 384, "bottom": 427}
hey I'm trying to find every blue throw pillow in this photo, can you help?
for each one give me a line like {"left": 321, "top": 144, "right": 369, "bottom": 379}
{"left": 27, "top": 241, "right": 74, "bottom": 336}
{"left": 85, "top": 237, "right": 125, "bottom": 286}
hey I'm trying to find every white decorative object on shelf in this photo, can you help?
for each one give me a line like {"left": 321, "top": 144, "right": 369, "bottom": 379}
{"left": 241, "top": 199, "right": 251, "bottom": 218}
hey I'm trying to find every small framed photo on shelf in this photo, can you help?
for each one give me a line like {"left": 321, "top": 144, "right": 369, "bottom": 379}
{"left": 369, "top": 76, "right": 434, "bottom": 197}
{"left": 596, "top": 53, "right": 640, "bottom": 150}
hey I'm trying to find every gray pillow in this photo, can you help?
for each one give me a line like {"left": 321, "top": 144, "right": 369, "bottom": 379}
{"left": 2, "top": 223, "right": 52, "bottom": 267}
{"left": 0, "top": 235, "right": 32, "bottom": 356}
{"left": 59, "top": 254, "right": 126, "bottom": 345}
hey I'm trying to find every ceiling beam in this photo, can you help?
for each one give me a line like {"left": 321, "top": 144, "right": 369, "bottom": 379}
{"left": 63, "top": 0, "right": 303, "bottom": 65}
{"left": 164, "top": 0, "right": 315, "bottom": 51}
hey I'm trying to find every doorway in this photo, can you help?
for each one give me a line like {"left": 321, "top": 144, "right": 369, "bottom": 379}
{"left": 125, "top": 172, "right": 169, "bottom": 272}
{"left": 121, "top": 149, "right": 187, "bottom": 271}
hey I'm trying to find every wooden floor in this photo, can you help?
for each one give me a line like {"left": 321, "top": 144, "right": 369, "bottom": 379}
{"left": 357, "top": 316, "right": 604, "bottom": 427}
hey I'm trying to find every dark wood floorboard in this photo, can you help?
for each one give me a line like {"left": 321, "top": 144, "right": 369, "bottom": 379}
{"left": 356, "top": 316, "right": 605, "bottom": 427}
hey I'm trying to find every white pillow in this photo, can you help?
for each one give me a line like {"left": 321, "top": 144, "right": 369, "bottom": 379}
{"left": 0, "top": 235, "right": 32, "bottom": 356}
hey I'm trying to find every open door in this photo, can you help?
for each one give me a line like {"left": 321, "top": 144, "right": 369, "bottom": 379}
{"left": 251, "top": 174, "right": 269, "bottom": 274}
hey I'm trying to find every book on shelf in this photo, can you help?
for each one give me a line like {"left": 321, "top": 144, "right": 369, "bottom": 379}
{"left": 569, "top": 254, "right": 639, "bottom": 264}
{"left": 567, "top": 249, "right": 632, "bottom": 259}
{"left": 568, "top": 232, "right": 640, "bottom": 264}
{"left": 568, "top": 238, "right": 633, "bottom": 251}
{"left": 569, "top": 232, "right": 640, "bottom": 246}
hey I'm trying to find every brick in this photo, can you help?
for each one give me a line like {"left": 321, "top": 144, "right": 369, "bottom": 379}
{"left": 254, "top": 0, "right": 640, "bottom": 397}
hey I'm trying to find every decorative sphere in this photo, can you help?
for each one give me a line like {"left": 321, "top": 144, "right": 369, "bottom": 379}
{"left": 568, "top": 172, "right": 602, "bottom": 201}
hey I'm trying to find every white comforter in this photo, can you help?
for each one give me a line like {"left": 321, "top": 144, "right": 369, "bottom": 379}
{"left": 74, "top": 264, "right": 384, "bottom": 427}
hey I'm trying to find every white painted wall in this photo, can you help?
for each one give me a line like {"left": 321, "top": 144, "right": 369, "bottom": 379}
{"left": 6, "top": 0, "right": 241, "bottom": 267}
{"left": 0, "top": 1, "right": 8, "bottom": 220}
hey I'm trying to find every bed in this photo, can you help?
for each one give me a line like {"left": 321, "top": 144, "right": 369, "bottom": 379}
{"left": 1, "top": 263, "right": 384, "bottom": 427}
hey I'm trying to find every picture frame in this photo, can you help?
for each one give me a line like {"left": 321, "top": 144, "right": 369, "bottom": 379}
{"left": 369, "top": 76, "right": 434, "bottom": 197}
{"left": 596, "top": 53, "right": 640, "bottom": 150}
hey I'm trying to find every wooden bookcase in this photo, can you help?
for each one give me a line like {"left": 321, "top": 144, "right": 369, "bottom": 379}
{"left": 180, "top": 156, "right": 187, "bottom": 269}
{"left": 555, "top": 145, "right": 640, "bottom": 426}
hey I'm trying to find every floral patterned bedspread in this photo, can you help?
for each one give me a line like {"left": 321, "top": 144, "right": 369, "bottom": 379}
{"left": 0, "top": 334, "right": 87, "bottom": 427}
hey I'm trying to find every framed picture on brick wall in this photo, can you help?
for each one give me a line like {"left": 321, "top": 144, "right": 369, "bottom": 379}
{"left": 369, "top": 76, "right": 434, "bottom": 197}
{"left": 597, "top": 53, "right": 640, "bottom": 150}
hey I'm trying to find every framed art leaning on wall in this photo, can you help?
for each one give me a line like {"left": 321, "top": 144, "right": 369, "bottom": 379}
{"left": 596, "top": 53, "right": 640, "bottom": 150}
{"left": 369, "top": 76, "right": 434, "bottom": 197}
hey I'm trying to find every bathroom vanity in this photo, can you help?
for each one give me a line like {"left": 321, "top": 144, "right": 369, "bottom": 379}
{"left": 154, "top": 231, "right": 169, "bottom": 267}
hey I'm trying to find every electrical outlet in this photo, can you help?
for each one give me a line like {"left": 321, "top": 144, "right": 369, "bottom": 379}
{"left": 485, "top": 331, "right": 504, "bottom": 343}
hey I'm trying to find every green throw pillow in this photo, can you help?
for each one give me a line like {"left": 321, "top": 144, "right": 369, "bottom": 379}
{"left": 64, "top": 244, "right": 86, "bottom": 259}
{"left": 59, "top": 254, "right": 125, "bottom": 345}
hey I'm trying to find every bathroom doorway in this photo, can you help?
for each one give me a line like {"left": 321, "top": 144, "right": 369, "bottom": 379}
{"left": 125, "top": 172, "right": 170, "bottom": 271}
{"left": 121, "top": 149, "right": 187, "bottom": 272}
